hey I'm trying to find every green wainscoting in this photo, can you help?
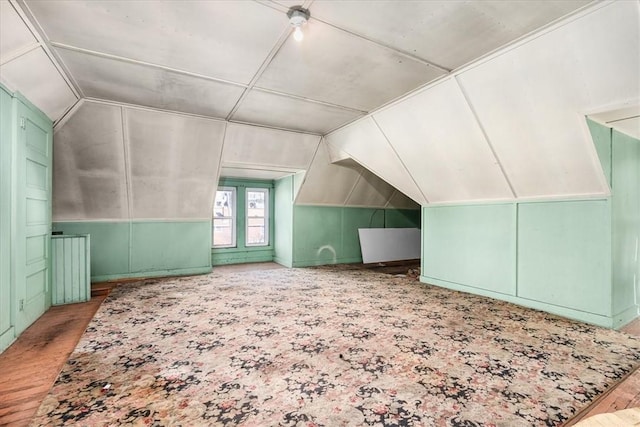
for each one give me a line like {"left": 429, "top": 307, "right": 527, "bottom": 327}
{"left": 53, "top": 220, "right": 212, "bottom": 281}
{"left": 291, "top": 206, "right": 418, "bottom": 267}
{"left": 419, "top": 121, "right": 640, "bottom": 328}
{"left": 211, "top": 178, "right": 275, "bottom": 266}
{"left": 422, "top": 204, "right": 516, "bottom": 296}
{"left": 517, "top": 200, "right": 612, "bottom": 316}
{"left": 0, "top": 86, "right": 14, "bottom": 352}
{"left": 611, "top": 130, "right": 640, "bottom": 321}
{"left": 274, "top": 176, "right": 294, "bottom": 267}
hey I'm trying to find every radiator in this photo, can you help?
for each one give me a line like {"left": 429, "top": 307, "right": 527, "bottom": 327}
{"left": 51, "top": 234, "right": 91, "bottom": 305}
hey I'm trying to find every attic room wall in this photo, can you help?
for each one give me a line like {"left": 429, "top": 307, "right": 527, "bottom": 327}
{"left": 421, "top": 123, "right": 640, "bottom": 329}
{"left": 324, "top": 1, "right": 638, "bottom": 205}
{"left": 52, "top": 100, "right": 226, "bottom": 281}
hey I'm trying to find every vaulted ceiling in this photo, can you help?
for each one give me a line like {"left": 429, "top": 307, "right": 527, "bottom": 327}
{"left": 1, "top": 0, "right": 638, "bottom": 220}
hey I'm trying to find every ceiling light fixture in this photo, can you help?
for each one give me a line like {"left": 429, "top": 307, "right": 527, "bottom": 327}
{"left": 288, "top": 6, "right": 310, "bottom": 42}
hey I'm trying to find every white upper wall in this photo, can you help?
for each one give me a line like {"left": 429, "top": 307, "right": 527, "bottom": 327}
{"left": 325, "top": 1, "right": 639, "bottom": 204}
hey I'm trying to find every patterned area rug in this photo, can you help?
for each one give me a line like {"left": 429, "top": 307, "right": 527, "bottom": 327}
{"left": 31, "top": 267, "right": 640, "bottom": 426}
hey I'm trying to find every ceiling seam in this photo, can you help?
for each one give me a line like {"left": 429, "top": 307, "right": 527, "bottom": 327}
{"left": 309, "top": 17, "right": 451, "bottom": 74}
{"left": 120, "top": 106, "right": 134, "bottom": 223}
{"left": 53, "top": 97, "right": 84, "bottom": 131}
{"left": 0, "top": 42, "right": 40, "bottom": 66}
{"left": 370, "top": 116, "right": 430, "bottom": 205}
{"left": 226, "top": 0, "right": 317, "bottom": 121}
{"left": 452, "top": 75, "right": 518, "bottom": 198}
{"left": 224, "top": 28, "right": 295, "bottom": 120}
{"left": 251, "top": 86, "right": 367, "bottom": 114}
{"left": 293, "top": 135, "right": 323, "bottom": 205}
{"left": 14, "top": 0, "right": 83, "bottom": 99}
{"left": 50, "top": 42, "right": 248, "bottom": 89}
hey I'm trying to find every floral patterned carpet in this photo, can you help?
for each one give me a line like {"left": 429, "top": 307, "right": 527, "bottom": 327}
{"left": 32, "top": 266, "right": 640, "bottom": 426}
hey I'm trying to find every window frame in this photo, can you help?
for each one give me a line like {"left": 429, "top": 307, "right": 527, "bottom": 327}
{"left": 245, "top": 187, "right": 269, "bottom": 247}
{"left": 212, "top": 186, "right": 237, "bottom": 248}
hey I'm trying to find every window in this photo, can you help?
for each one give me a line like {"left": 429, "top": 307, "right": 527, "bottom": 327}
{"left": 212, "top": 187, "right": 236, "bottom": 247}
{"left": 246, "top": 188, "right": 269, "bottom": 246}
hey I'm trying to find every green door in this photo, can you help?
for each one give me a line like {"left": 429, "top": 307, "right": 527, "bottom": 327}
{"left": 14, "top": 98, "right": 52, "bottom": 334}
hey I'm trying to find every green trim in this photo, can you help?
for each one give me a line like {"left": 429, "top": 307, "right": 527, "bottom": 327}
{"left": 420, "top": 275, "right": 616, "bottom": 328}
{"left": 293, "top": 257, "right": 363, "bottom": 268}
{"left": 93, "top": 266, "right": 212, "bottom": 283}
{"left": 613, "top": 305, "right": 640, "bottom": 330}
{"left": 212, "top": 179, "right": 275, "bottom": 266}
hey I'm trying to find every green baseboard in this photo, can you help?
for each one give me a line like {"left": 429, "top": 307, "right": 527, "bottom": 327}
{"left": 420, "top": 275, "right": 617, "bottom": 328}
{"left": 93, "top": 266, "right": 212, "bottom": 283}
{"left": 612, "top": 305, "right": 639, "bottom": 330}
{"left": 292, "top": 257, "right": 363, "bottom": 268}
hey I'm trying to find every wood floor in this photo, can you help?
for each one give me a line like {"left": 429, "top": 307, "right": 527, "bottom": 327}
{"left": 0, "top": 266, "right": 638, "bottom": 426}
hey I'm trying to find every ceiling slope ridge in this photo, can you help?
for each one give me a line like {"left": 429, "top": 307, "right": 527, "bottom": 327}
{"left": 323, "top": 1, "right": 609, "bottom": 139}
{"left": 325, "top": 116, "right": 429, "bottom": 205}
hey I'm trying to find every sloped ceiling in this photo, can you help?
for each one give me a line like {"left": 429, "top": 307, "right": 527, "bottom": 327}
{"left": 5, "top": 0, "right": 638, "bottom": 216}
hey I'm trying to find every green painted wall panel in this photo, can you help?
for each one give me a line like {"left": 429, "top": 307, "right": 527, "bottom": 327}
{"left": 611, "top": 130, "right": 640, "bottom": 318}
{"left": 293, "top": 206, "right": 343, "bottom": 265}
{"left": 341, "top": 208, "right": 385, "bottom": 258}
{"left": 131, "top": 221, "right": 212, "bottom": 272}
{"left": 274, "top": 176, "right": 293, "bottom": 267}
{"left": 422, "top": 204, "right": 516, "bottom": 295}
{"left": 290, "top": 205, "right": 419, "bottom": 267}
{"left": 385, "top": 209, "right": 421, "bottom": 229}
{"left": 53, "top": 220, "right": 212, "bottom": 280}
{"left": 517, "top": 200, "right": 612, "bottom": 316}
{"left": 587, "top": 118, "right": 612, "bottom": 187}
{"left": 53, "top": 222, "right": 130, "bottom": 278}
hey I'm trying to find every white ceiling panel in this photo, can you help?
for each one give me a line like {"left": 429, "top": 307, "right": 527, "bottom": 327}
{"left": 219, "top": 167, "right": 293, "bottom": 181}
{"left": 223, "top": 122, "right": 320, "bottom": 169}
{"left": 256, "top": 19, "right": 444, "bottom": 111}
{"left": 53, "top": 101, "right": 128, "bottom": 220}
{"left": 326, "top": 117, "right": 426, "bottom": 204}
{"left": 125, "top": 108, "right": 226, "bottom": 219}
{"left": 310, "top": 0, "right": 590, "bottom": 70}
{"left": 56, "top": 48, "right": 244, "bottom": 118}
{"left": 295, "top": 141, "right": 361, "bottom": 206}
{"left": 232, "top": 89, "right": 363, "bottom": 134}
{"left": 374, "top": 78, "right": 513, "bottom": 203}
{"left": 25, "top": 0, "right": 287, "bottom": 84}
{"left": 457, "top": 1, "right": 636, "bottom": 198}
{"left": 0, "top": 47, "right": 77, "bottom": 121}
{"left": 345, "top": 168, "right": 395, "bottom": 208}
{"left": 0, "top": 0, "right": 37, "bottom": 60}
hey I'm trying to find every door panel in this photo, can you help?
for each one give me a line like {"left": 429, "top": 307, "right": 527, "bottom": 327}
{"left": 15, "top": 100, "right": 52, "bottom": 334}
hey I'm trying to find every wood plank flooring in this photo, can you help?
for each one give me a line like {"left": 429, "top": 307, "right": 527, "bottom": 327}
{"left": 0, "top": 296, "right": 105, "bottom": 426}
{"left": 0, "top": 267, "right": 638, "bottom": 426}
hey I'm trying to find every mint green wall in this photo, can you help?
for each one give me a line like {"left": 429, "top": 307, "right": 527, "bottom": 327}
{"left": 611, "top": 130, "right": 640, "bottom": 319}
{"left": 53, "top": 220, "right": 212, "bottom": 281}
{"left": 384, "top": 209, "right": 421, "bottom": 229}
{"left": 419, "top": 123, "right": 640, "bottom": 329}
{"left": 423, "top": 204, "right": 516, "bottom": 296}
{"left": 421, "top": 200, "right": 616, "bottom": 327}
{"left": 211, "top": 178, "right": 275, "bottom": 266}
{"left": 274, "top": 176, "right": 294, "bottom": 267}
{"left": 517, "top": 200, "right": 611, "bottom": 315}
{"left": 291, "top": 206, "right": 418, "bottom": 267}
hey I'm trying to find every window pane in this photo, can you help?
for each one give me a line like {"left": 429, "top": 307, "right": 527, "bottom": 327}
{"left": 247, "top": 218, "right": 266, "bottom": 245}
{"left": 213, "top": 187, "right": 236, "bottom": 248}
{"left": 214, "top": 190, "right": 234, "bottom": 218}
{"left": 246, "top": 188, "right": 269, "bottom": 246}
{"left": 213, "top": 218, "right": 233, "bottom": 246}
